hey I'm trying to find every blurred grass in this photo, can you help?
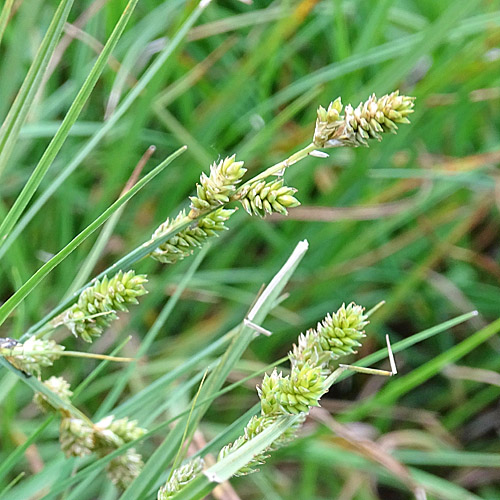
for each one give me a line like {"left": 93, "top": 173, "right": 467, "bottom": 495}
{"left": 1, "top": 0, "right": 500, "bottom": 499}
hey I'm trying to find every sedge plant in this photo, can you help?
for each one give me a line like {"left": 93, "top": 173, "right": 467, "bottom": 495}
{"left": 4, "top": 2, "right": 490, "bottom": 499}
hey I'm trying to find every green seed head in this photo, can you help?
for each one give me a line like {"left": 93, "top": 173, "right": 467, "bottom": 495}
{"left": 7, "top": 337, "right": 64, "bottom": 377}
{"left": 106, "top": 448, "right": 144, "bottom": 490}
{"left": 157, "top": 457, "right": 204, "bottom": 500}
{"left": 59, "top": 417, "right": 94, "bottom": 458}
{"left": 34, "top": 376, "right": 73, "bottom": 413}
{"left": 239, "top": 179, "right": 300, "bottom": 217}
{"left": 60, "top": 270, "right": 148, "bottom": 343}
{"left": 189, "top": 155, "right": 246, "bottom": 217}
{"left": 150, "top": 208, "right": 235, "bottom": 264}
{"left": 313, "top": 91, "right": 415, "bottom": 148}
{"left": 290, "top": 302, "right": 368, "bottom": 370}
{"left": 277, "top": 363, "right": 325, "bottom": 414}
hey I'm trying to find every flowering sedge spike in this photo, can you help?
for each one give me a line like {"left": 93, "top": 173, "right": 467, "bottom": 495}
{"left": 313, "top": 91, "right": 415, "bottom": 148}
{"left": 157, "top": 457, "right": 205, "bottom": 500}
{"left": 106, "top": 448, "right": 144, "bottom": 490}
{"left": 3, "top": 337, "right": 64, "bottom": 377}
{"left": 59, "top": 417, "right": 94, "bottom": 458}
{"left": 94, "top": 415, "right": 146, "bottom": 454}
{"left": 218, "top": 415, "right": 275, "bottom": 476}
{"left": 189, "top": 155, "right": 246, "bottom": 217}
{"left": 275, "top": 363, "right": 324, "bottom": 414}
{"left": 290, "top": 302, "right": 368, "bottom": 370}
{"left": 238, "top": 179, "right": 300, "bottom": 217}
{"left": 150, "top": 208, "right": 235, "bottom": 264}
{"left": 59, "top": 270, "right": 148, "bottom": 342}
{"left": 257, "top": 369, "right": 282, "bottom": 416}
{"left": 34, "top": 376, "right": 73, "bottom": 413}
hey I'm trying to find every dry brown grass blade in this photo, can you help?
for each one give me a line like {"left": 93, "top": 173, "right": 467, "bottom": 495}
{"left": 311, "top": 408, "right": 426, "bottom": 499}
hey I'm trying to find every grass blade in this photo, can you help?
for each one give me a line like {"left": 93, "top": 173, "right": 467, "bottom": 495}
{"left": 0, "top": 146, "right": 186, "bottom": 328}
{"left": 0, "top": 0, "right": 139, "bottom": 249}
{"left": 0, "top": 0, "right": 74, "bottom": 176}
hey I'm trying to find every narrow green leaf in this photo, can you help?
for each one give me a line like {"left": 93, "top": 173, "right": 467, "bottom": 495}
{"left": 0, "top": 0, "right": 74, "bottom": 176}
{"left": 0, "top": 0, "right": 14, "bottom": 48}
{"left": 343, "top": 317, "right": 500, "bottom": 421}
{"left": 0, "top": 147, "right": 186, "bottom": 328}
{"left": 0, "top": 0, "right": 139, "bottom": 248}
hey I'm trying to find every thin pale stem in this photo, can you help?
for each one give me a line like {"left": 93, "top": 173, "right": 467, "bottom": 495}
{"left": 234, "top": 142, "right": 317, "bottom": 198}
{"left": 0, "top": 349, "right": 133, "bottom": 363}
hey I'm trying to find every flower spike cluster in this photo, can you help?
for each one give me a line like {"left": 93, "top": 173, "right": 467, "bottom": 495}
{"left": 2, "top": 337, "right": 64, "bottom": 377}
{"left": 189, "top": 155, "right": 246, "bottom": 217}
{"left": 157, "top": 457, "right": 205, "bottom": 500}
{"left": 212, "top": 302, "right": 370, "bottom": 478}
{"left": 57, "top": 413, "right": 146, "bottom": 488}
{"left": 238, "top": 179, "right": 300, "bottom": 217}
{"left": 33, "top": 374, "right": 147, "bottom": 490}
{"left": 150, "top": 208, "right": 235, "bottom": 264}
{"left": 314, "top": 91, "right": 415, "bottom": 148}
{"left": 58, "top": 270, "right": 148, "bottom": 343}
{"left": 34, "top": 376, "right": 73, "bottom": 413}
{"left": 290, "top": 302, "right": 368, "bottom": 370}
{"left": 149, "top": 90, "right": 414, "bottom": 267}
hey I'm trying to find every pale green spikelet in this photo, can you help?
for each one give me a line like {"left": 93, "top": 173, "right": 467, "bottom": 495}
{"left": 289, "top": 328, "right": 327, "bottom": 370}
{"left": 5, "top": 337, "right": 64, "bottom": 377}
{"left": 34, "top": 376, "right": 73, "bottom": 413}
{"left": 289, "top": 302, "right": 368, "bottom": 369}
{"left": 150, "top": 208, "right": 235, "bottom": 264}
{"left": 217, "top": 413, "right": 306, "bottom": 476}
{"left": 313, "top": 97, "right": 343, "bottom": 148}
{"left": 189, "top": 155, "right": 246, "bottom": 217}
{"left": 276, "top": 363, "right": 325, "bottom": 414}
{"left": 313, "top": 91, "right": 415, "bottom": 148}
{"left": 217, "top": 415, "right": 276, "bottom": 476}
{"left": 106, "top": 448, "right": 144, "bottom": 490}
{"left": 316, "top": 302, "right": 368, "bottom": 359}
{"left": 157, "top": 457, "right": 204, "bottom": 500}
{"left": 94, "top": 415, "right": 146, "bottom": 454}
{"left": 59, "top": 270, "right": 148, "bottom": 343}
{"left": 257, "top": 369, "right": 282, "bottom": 416}
{"left": 108, "top": 416, "right": 146, "bottom": 443}
{"left": 238, "top": 179, "right": 300, "bottom": 217}
{"left": 59, "top": 417, "right": 94, "bottom": 458}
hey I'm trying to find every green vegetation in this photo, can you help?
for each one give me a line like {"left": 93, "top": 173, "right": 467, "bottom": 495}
{"left": 1, "top": 0, "right": 500, "bottom": 499}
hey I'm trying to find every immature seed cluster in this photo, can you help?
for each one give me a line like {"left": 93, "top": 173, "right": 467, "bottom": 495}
{"left": 59, "top": 270, "right": 148, "bottom": 342}
{"left": 189, "top": 155, "right": 246, "bottom": 217}
{"left": 157, "top": 457, "right": 205, "bottom": 500}
{"left": 32, "top": 375, "right": 146, "bottom": 490}
{"left": 238, "top": 179, "right": 300, "bottom": 217}
{"left": 314, "top": 91, "right": 415, "bottom": 148}
{"left": 59, "top": 417, "right": 95, "bottom": 458}
{"left": 34, "top": 376, "right": 73, "bottom": 413}
{"left": 58, "top": 413, "right": 146, "bottom": 488}
{"left": 3, "top": 337, "right": 64, "bottom": 377}
{"left": 150, "top": 208, "right": 235, "bottom": 264}
{"left": 289, "top": 302, "right": 368, "bottom": 370}
{"left": 214, "top": 302, "right": 369, "bottom": 477}
{"left": 106, "top": 449, "right": 144, "bottom": 491}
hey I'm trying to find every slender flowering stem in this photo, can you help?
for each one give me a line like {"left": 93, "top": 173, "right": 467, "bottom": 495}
{"left": 29, "top": 350, "right": 133, "bottom": 362}
{"left": 233, "top": 142, "right": 317, "bottom": 199}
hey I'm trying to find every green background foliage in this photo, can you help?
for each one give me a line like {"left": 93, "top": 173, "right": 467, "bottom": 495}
{"left": 1, "top": 0, "right": 500, "bottom": 498}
